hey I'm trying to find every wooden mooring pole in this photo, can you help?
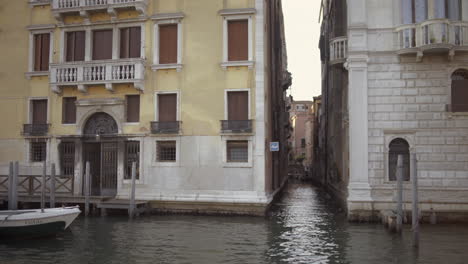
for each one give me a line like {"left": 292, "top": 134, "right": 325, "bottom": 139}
{"left": 129, "top": 162, "right": 136, "bottom": 219}
{"left": 41, "top": 160, "right": 46, "bottom": 213}
{"left": 396, "top": 155, "right": 404, "bottom": 233}
{"left": 411, "top": 153, "right": 419, "bottom": 247}
{"left": 8, "top": 162, "right": 14, "bottom": 210}
{"left": 13, "top": 161, "right": 18, "bottom": 210}
{"left": 85, "top": 161, "right": 90, "bottom": 216}
{"left": 50, "top": 163, "right": 56, "bottom": 208}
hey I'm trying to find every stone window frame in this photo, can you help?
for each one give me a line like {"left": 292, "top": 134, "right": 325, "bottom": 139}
{"left": 221, "top": 135, "right": 253, "bottom": 168}
{"left": 152, "top": 137, "right": 181, "bottom": 167}
{"left": 219, "top": 9, "right": 256, "bottom": 69}
{"left": 383, "top": 131, "right": 415, "bottom": 184}
{"left": 122, "top": 137, "right": 144, "bottom": 185}
{"left": 151, "top": 13, "right": 184, "bottom": 71}
{"left": 154, "top": 90, "right": 181, "bottom": 122}
{"left": 447, "top": 67, "right": 468, "bottom": 115}
{"left": 26, "top": 25, "right": 55, "bottom": 79}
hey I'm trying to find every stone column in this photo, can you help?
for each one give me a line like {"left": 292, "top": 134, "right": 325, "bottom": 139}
{"left": 346, "top": 0, "right": 373, "bottom": 219}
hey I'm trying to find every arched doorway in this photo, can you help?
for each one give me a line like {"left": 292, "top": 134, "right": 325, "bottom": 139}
{"left": 82, "top": 112, "right": 118, "bottom": 196}
{"left": 388, "top": 138, "right": 410, "bottom": 181}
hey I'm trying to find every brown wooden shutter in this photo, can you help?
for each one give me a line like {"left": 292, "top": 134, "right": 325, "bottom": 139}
{"left": 34, "top": 34, "right": 42, "bottom": 71}
{"left": 66, "top": 31, "right": 85, "bottom": 62}
{"left": 130, "top": 27, "right": 141, "bottom": 58}
{"left": 452, "top": 79, "right": 468, "bottom": 112}
{"left": 159, "top": 24, "right": 178, "bottom": 64}
{"left": 66, "top": 32, "right": 75, "bottom": 62}
{"left": 126, "top": 95, "right": 140, "bottom": 122}
{"left": 228, "top": 91, "right": 248, "bottom": 120}
{"left": 32, "top": 99, "right": 47, "bottom": 124}
{"left": 158, "top": 94, "right": 177, "bottom": 122}
{"left": 120, "top": 28, "right": 130, "bottom": 59}
{"left": 62, "top": 97, "right": 77, "bottom": 124}
{"left": 93, "top": 30, "right": 113, "bottom": 60}
{"left": 34, "top": 34, "right": 50, "bottom": 71}
{"left": 228, "top": 20, "right": 248, "bottom": 61}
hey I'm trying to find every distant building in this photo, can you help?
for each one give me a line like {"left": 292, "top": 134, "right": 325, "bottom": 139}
{"left": 288, "top": 100, "right": 313, "bottom": 167}
{"left": 0, "top": 0, "right": 292, "bottom": 215}
{"left": 320, "top": 0, "right": 468, "bottom": 221}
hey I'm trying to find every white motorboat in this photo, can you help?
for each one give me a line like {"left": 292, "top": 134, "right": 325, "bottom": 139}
{"left": 0, "top": 206, "right": 81, "bottom": 238}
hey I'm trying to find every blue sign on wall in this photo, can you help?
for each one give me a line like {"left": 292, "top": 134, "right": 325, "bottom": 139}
{"left": 270, "top": 142, "right": 279, "bottom": 152}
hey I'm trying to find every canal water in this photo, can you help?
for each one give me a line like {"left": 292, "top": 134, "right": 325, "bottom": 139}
{"left": 1, "top": 183, "right": 468, "bottom": 264}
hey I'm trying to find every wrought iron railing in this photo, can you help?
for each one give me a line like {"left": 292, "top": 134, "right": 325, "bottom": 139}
{"left": 150, "top": 121, "right": 180, "bottom": 134}
{"left": 23, "top": 124, "right": 50, "bottom": 136}
{"left": 220, "top": 120, "right": 252, "bottom": 133}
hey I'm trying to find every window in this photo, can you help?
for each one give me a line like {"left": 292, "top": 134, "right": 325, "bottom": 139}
{"left": 401, "top": 0, "right": 462, "bottom": 23}
{"left": 388, "top": 138, "right": 410, "bottom": 181}
{"left": 126, "top": 95, "right": 140, "bottom": 122}
{"left": 34, "top": 33, "right": 50, "bottom": 71}
{"left": 226, "top": 140, "right": 248, "bottom": 162}
{"left": 66, "top": 31, "right": 85, "bottom": 62}
{"left": 227, "top": 91, "right": 248, "bottom": 121}
{"left": 157, "top": 141, "right": 176, "bottom": 162}
{"left": 93, "top": 29, "right": 113, "bottom": 60}
{"left": 451, "top": 69, "right": 468, "bottom": 112}
{"left": 31, "top": 141, "right": 46, "bottom": 162}
{"left": 228, "top": 20, "right": 248, "bottom": 61}
{"left": 60, "top": 142, "right": 75, "bottom": 176}
{"left": 301, "top": 138, "right": 306, "bottom": 148}
{"left": 120, "top": 27, "right": 141, "bottom": 59}
{"left": 62, "top": 97, "right": 76, "bottom": 124}
{"left": 125, "top": 141, "right": 140, "bottom": 179}
{"left": 32, "top": 99, "right": 47, "bottom": 124}
{"left": 158, "top": 94, "right": 177, "bottom": 122}
{"left": 159, "top": 24, "right": 178, "bottom": 64}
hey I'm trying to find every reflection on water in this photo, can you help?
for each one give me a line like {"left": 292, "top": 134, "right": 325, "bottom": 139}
{"left": 1, "top": 183, "right": 468, "bottom": 264}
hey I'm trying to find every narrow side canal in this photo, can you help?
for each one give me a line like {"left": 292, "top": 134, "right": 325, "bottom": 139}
{"left": 1, "top": 183, "right": 467, "bottom": 264}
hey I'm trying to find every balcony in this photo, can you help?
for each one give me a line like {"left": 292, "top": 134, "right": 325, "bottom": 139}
{"left": 396, "top": 19, "right": 468, "bottom": 61}
{"left": 51, "top": 0, "right": 147, "bottom": 21}
{"left": 50, "top": 59, "right": 145, "bottom": 93}
{"left": 329, "top": 37, "right": 348, "bottom": 65}
{"left": 23, "top": 124, "right": 50, "bottom": 136}
{"left": 150, "top": 121, "right": 180, "bottom": 134}
{"left": 220, "top": 120, "right": 252, "bottom": 133}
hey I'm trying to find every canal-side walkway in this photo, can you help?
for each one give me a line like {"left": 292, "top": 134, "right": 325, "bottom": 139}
{"left": 1, "top": 182, "right": 468, "bottom": 263}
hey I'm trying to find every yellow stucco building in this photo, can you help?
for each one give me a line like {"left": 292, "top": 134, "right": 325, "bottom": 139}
{"left": 0, "top": 0, "right": 291, "bottom": 215}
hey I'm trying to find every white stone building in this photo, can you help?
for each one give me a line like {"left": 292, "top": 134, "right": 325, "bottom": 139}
{"left": 319, "top": 0, "right": 468, "bottom": 221}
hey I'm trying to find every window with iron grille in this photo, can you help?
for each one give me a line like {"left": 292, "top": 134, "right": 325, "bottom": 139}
{"left": 60, "top": 142, "right": 75, "bottom": 176}
{"left": 30, "top": 141, "right": 46, "bottom": 162}
{"left": 157, "top": 141, "right": 176, "bottom": 162}
{"left": 226, "top": 140, "right": 248, "bottom": 162}
{"left": 125, "top": 141, "right": 140, "bottom": 179}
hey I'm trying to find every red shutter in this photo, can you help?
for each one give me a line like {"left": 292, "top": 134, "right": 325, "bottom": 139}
{"left": 32, "top": 100, "right": 47, "bottom": 124}
{"left": 126, "top": 95, "right": 140, "bottom": 122}
{"left": 228, "top": 20, "right": 248, "bottom": 61}
{"left": 452, "top": 79, "right": 468, "bottom": 112}
{"left": 159, "top": 24, "right": 178, "bottom": 64}
{"left": 120, "top": 28, "right": 130, "bottom": 59}
{"left": 158, "top": 94, "right": 177, "bottom": 122}
{"left": 93, "top": 30, "right": 113, "bottom": 60}
{"left": 62, "top": 97, "right": 77, "bottom": 124}
{"left": 228, "top": 91, "right": 248, "bottom": 120}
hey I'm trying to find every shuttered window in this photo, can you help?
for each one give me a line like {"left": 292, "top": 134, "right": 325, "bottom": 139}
{"left": 158, "top": 94, "right": 177, "bottom": 122}
{"left": 125, "top": 141, "right": 140, "bottom": 179}
{"left": 228, "top": 20, "right": 248, "bottom": 61}
{"left": 34, "top": 33, "right": 50, "bottom": 71}
{"left": 126, "top": 95, "right": 140, "bottom": 122}
{"left": 120, "top": 27, "right": 141, "bottom": 59}
{"left": 66, "top": 31, "right": 85, "bottom": 62}
{"left": 62, "top": 97, "right": 77, "bottom": 124}
{"left": 159, "top": 24, "right": 178, "bottom": 64}
{"left": 227, "top": 141, "right": 248, "bottom": 162}
{"left": 227, "top": 91, "right": 248, "bottom": 120}
{"left": 451, "top": 69, "right": 468, "bottom": 112}
{"left": 93, "top": 30, "right": 113, "bottom": 60}
{"left": 32, "top": 99, "right": 47, "bottom": 124}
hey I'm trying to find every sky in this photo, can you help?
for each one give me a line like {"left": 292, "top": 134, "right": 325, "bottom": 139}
{"left": 282, "top": 0, "right": 322, "bottom": 101}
